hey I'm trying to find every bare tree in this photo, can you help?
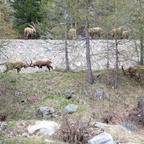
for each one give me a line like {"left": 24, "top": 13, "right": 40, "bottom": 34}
{"left": 138, "top": 0, "right": 144, "bottom": 65}
{"left": 83, "top": 0, "right": 94, "bottom": 84}
{"left": 64, "top": 0, "right": 70, "bottom": 71}
{"left": 114, "top": 0, "right": 119, "bottom": 89}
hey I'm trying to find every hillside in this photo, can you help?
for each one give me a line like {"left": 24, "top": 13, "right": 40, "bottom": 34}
{"left": 0, "top": 69, "right": 144, "bottom": 143}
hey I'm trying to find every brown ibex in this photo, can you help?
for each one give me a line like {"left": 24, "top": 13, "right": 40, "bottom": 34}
{"left": 88, "top": 27, "right": 104, "bottom": 39}
{"left": 4, "top": 61, "right": 31, "bottom": 73}
{"left": 68, "top": 28, "right": 76, "bottom": 40}
{"left": 31, "top": 59, "right": 53, "bottom": 71}
{"left": 122, "top": 65, "right": 141, "bottom": 82}
{"left": 24, "top": 22, "right": 36, "bottom": 39}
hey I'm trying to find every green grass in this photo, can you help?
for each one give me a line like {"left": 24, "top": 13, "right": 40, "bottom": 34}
{"left": 0, "top": 69, "right": 144, "bottom": 143}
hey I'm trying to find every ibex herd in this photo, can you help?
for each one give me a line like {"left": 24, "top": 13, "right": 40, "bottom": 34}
{"left": 3, "top": 59, "right": 53, "bottom": 73}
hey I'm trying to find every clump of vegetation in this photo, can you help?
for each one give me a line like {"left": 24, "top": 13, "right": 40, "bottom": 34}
{"left": 54, "top": 116, "right": 101, "bottom": 144}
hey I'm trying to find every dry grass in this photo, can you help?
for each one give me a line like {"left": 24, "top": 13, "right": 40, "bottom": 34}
{"left": 0, "top": 69, "right": 144, "bottom": 143}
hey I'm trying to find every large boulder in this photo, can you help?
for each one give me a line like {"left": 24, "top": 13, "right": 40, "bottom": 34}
{"left": 63, "top": 104, "right": 78, "bottom": 115}
{"left": 88, "top": 132, "right": 115, "bottom": 144}
{"left": 27, "top": 120, "right": 59, "bottom": 135}
{"left": 38, "top": 107, "right": 55, "bottom": 116}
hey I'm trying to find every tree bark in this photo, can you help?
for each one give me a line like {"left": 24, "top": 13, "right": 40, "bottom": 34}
{"left": 139, "top": 0, "right": 144, "bottom": 65}
{"left": 114, "top": 0, "right": 118, "bottom": 89}
{"left": 64, "top": 0, "right": 69, "bottom": 71}
{"left": 83, "top": 0, "right": 94, "bottom": 84}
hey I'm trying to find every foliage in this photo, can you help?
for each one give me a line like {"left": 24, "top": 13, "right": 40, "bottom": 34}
{"left": 0, "top": 4, "right": 17, "bottom": 39}
{"left": 8, "top": 0, "right": 42, "bottom": 33}
{"left": 54, "top": 116, "right": 98, "bottom": 144}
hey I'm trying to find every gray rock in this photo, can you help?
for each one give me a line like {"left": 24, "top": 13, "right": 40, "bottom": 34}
{"left": 92, "top": 122, "right": 109, "bottom": 129}
{"left": 45, "top": 139, "right": 55, "bottom": 143}
{"left": 51, "top": 115, "right": 58, "bottom": 118}
{"left": 38, "top": 107, "right": 55, "bottom": 116}
{"left": 93, "top": 73, "right": 101, "bottom": 77}
{"left": 66, "top": 90, "right": 74, "bottom": 94}
{"left": 88, "top": 132, "right": 115, "bottom": 144}
{"left": 0, "top": 124, "right": 7, "bottom": 131}
{"left": 63, "top": 104, "right": 78, "bottom": 115}
{"left": 83, "top": 91, "right": 88, "bottom": 96}
{"left": 121, "top": 122, "right": 138, "bottom": 131}
{"left": 119, "top": 142, "right": 136, "bottom": 144}
{"left": 27, "top": 120, "right": 60, "bottom": 135}
{"left": 10, "top": 78, "right": 19, "bottom": 83}
{"left": 65, "top": 95, "right": 72, "bottom": 99}
{"left": 94, "top": 91, "right": 107, "bottom": 100}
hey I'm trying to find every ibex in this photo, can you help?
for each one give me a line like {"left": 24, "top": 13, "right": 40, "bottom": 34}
{"left": 4, "top": 61, "right": 32, "bottom": 73}
{"left": 88, "top": 27, "right": 104, "bottom": 39}
{"left": 68, "top": 28, "right": 76, "bottom": 40}
{"left": 122, "top": 65, "right": 141, "bottom": 82}
{"left": 109, "top": 26, "right": 124, "bottom": 38}
{"left": 24, "top": 22, "right": 36, "bottom": 39}
{"left": 31, "top": 59, "right": 53, "bottom": 71}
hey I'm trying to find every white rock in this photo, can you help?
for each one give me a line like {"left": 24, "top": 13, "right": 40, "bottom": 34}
{"left": 88, "top": 132, "right": 115, "bottom": 144}
{"left": 27, "top": 120, "right": 59, "bottom": 135}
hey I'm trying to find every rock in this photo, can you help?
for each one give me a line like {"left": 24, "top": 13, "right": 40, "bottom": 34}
{"left": 92, "top": 122, "right": 109, "bottom": 129}
{"left": 10, "top": 78, "right": 19, "bottom": 83}
{"left": 121, "top": 122, "right": 138, "bottom": 131}
{"left": 63, "top": 104, "right": 78, "bottom": 115}
{"left": 38, "top": 107, "right": 55, "bottom": 116}
{"left": 119, "top": 142, "right": 136, "bottom": 144}
{"left": 19, "top": 99, "right": 25, "bottom": 103}
{"left": 27, "top": 120, "right": 59, "bottom": 135}
{"left": 45, "top": 139, "right": 55, "bottom": 143}
{"left": 0, "top": 124, "right": 7, "bottom": 131}
{"left": 51, "top": 115, "right": 58, "bottom": 118}
{"left": 94, "top": 91, "right": 107, "bottom": 100}
{"left": 83, "top": 91, "right": 88, "bottom": 96}
{"left": 93, "top": 73, "right": 101, "bottom": 77}
{"left": 65, "top": 95, "right": 72, "bottom": 99}
{"left": 88, "top": 132, "right": 115, "bottom": 144}
{"left": 66, "top": 90, "right": 74, "bottom": 94}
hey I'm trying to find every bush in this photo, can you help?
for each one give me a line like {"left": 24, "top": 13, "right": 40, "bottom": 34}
{"left": 54, "top": 116, "right": 102, "bottom": 144}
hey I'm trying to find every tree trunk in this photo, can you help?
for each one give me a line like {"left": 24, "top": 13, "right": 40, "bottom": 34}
{"left": 114, "top": 0, "right": 118, "bottom": 89}
{"left": 139, "top": 0, "right": 143, "bottom": 65}
{"left": 83, "top": 0, "right": 94, "bottom": 84}
{"left": 64, "top": 0, "right": 69, "bottom": 71}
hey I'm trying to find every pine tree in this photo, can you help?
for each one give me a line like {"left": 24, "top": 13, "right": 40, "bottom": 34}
{"left": 9, "top": 0, "right": 42, "bottom": 32}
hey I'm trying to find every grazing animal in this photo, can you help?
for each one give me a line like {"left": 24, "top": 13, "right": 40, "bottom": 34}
{"left": 88, "top": 27, "right": 104, "bottom": 39}
{"left": 122, "top": 65, "right": 141, "bottom": 82}
{"left": 109, "top": 26, "right": 124, "bottom": 39}
{"left": 122, "top": 30, "right": 132, "bottom": 39}
{"left": 24, "top": 22, "right": 36, "bottom": 39}
{"left": 4, "top": 61, "right": 31, "bottom": 73}
{"left": 68, "top": 28, "right": 76, "bottom": 40}
{"left": 31, "top": 59, "right": 53, "bottom": 71}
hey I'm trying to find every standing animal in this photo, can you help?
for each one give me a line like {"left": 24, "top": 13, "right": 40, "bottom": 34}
{"left": 122, "top": 65, "right": 141, "bottom": 82}
{"left": 31, "top": 59, "right": 53, "bottom": 71}
{"left": 4, "top": 61, "right": 31, "bottom": 73}
{"left": 88, "top": 27, "right": 104, "bottom": 39}
{"left": 68, "top": 28, "right": 76, "bottom": 40}
{"left": 122, "top": 30, "right": 132, "bottom": 39}
{"left": 24, "top": 22, "right": 36, "bottom": 39}
{"left": 109, "top": 26, "right": 124, "bottom": 39}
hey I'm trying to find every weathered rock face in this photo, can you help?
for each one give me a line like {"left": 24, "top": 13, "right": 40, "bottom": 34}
{"left": 88, "top": 132, "right": 115, "bottom": 144}
{"left": 0, "top": 40, "right": 139, "bottom": 73}
{"left": 38, "top": 107, "right": 55, "bottom": 116}
{"left": 63, "top": 104, "right": 78, "bottom": 115}
{"left": 27, "top": 120, "right": 59, "bottom": 135}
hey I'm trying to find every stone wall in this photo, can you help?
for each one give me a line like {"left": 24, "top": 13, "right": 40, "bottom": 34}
{"left": 0, "top": 39, "right": 140, "bottom": 73}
